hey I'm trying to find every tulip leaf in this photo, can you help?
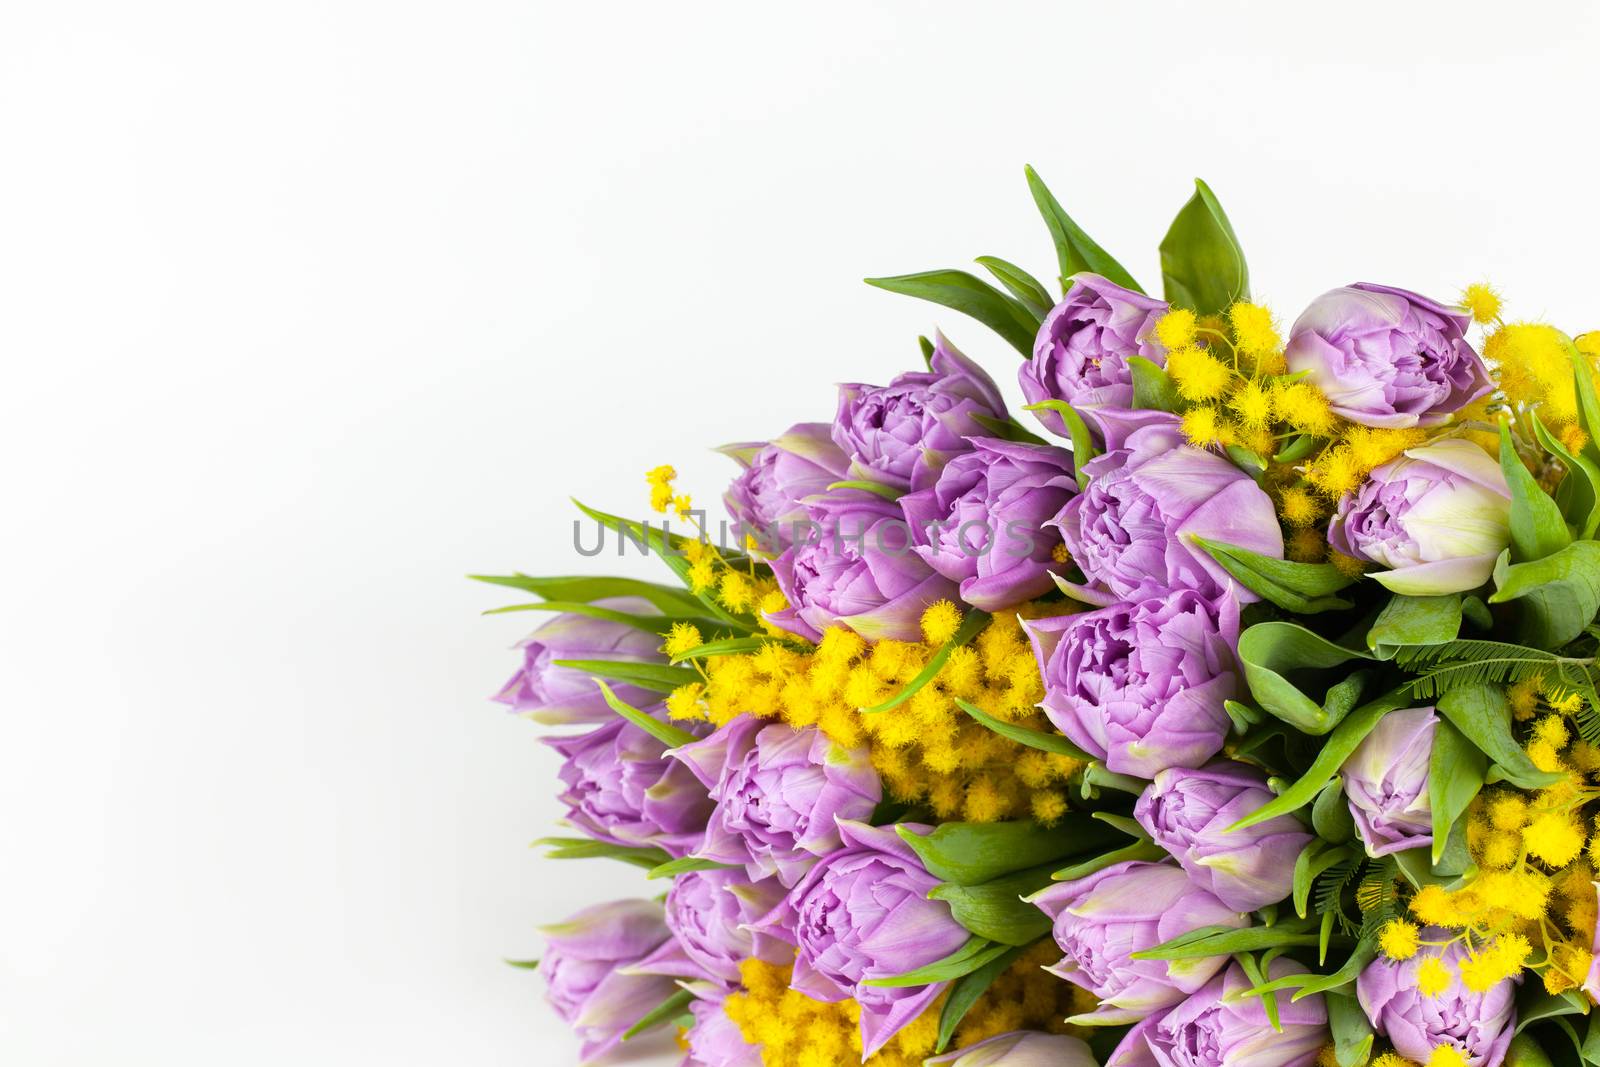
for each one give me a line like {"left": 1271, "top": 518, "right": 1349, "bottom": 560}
{"left": 503, "top": 958, "right": 540, "bottom": 970}
{"left": 557, "top": 658, "right": 701, "bottom": 695}
{"left": 594, "top": 680, "right": 700, "bottom": 748}
{"left": 1366, "top": 593, "right": 1463, "bottom": 660}
{"left": 1293, "top": 840, "right": 1356, "bottom": 918}
{"left": 955, "top": 698, "right": 1095, "bottom": 761}
{"left": 897, "top": 818, "right": 1125, "bottom": 886}
{"left": 1326, "top": 991, "right": 1375, "bottom": 1067}
{"left": 929, "top": 863, "right": 1057, "bottom": 946}
{"left": 1050, "top": 837, "right": 1167, "bottom": 882}
{"left": 1273, "top": 434, "right": 1322, "bottom": 464}
{"left": 1501, "top": 422, "right": 1571, "bottom": 562}
{"left": 975, "top": 256, "right": 1053, "bottom": 321}
{"left": 1489, "top": 541, "right": 1600, "bottom": 649}
{"left": 478, "top": 599, "right": 698, "bottom": 636}
{"left": 1235, "top": 621, "right": 1376, "bottom": 735}
{"left": 1310, "top": 779, "right": 1356, "bottom": 846}
{"left": 934, "top": 943, "right": 1029, "bottom": 1052}
{"left": 669, "top": 636, "right": 798, "bottom": 663}
{"left": 825, "top": 479, "right": 905, "bottom": 503}
{"left": 1532, "top": 416, "right": 1600, "bottom": 539}
{"left": 1514, "top": 988, "right": 1590, "bottom": 1036}
{"left": 1129, "top": 355, "right": 1181, "bottom": 413}
{"left": 469, "top": 573, "right": 714, "bottom": 618}
{"left": 1023, "top": 164, "right": 1144, "bottom": 294}
{"left": 970, "top": 412, "right": 1050, "bottom": 446}
{"left": 1230, "top": 688, "right": 1413, "bottom": 831}
{"left": 1134, "top": 922, "right": 1320, "bottom": 962}
{"left": 864, "top": 270, "right": 1039, "bottom": 357}
{"left": 1159, "top": 178, "right": 1249, "bottom": 316}
{"left": 1571, "top": 346, "right": 1600, "bottom": 467}
{"left": 863, "top": 611, "right": 990, "bottom": 714}
{"left": 572, "top": 500, "right": 749, "bottom": 628}
{"left": 864, "top": 935, "right": 1010, "bottom": 988}
{"left": 1288, "top": 937, "right": 1376, "bottom": 1001}
{"left": 645, "top": 856, "right": 739, "bottom": 880}
{"left": 532, "top": 837, "right": 673, "bottom": 870}
{"left": 622, "top": 988, "right": 694, "bottom": 1041}
{"left": 1193, "top": 538, "right": 1356, "bottom": 614}
{"left": 1429, "top": 718, "right": 1487, "bottom": 865}
{"left": 1022, "top": 400, "right": 1096, "bottom": 486}
{"left": 1435, "top": 683, "right": 1564, "bottom": 791}
{"left": 1507, "top": 1033, "right": 1555, "bottom": 1067}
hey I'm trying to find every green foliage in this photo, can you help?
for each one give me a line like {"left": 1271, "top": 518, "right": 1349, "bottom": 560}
{"left": 864, "top": 936, "right": 1013, "bottom": 988}
{"left": 1235, "top": 621, "right": 1375, "bottom": 734}
{"left": 1129, "top": 355, "right": 1181, "bottom": 413}
{"left": 896, "top": 818, "right": 1122, "bottom": 886}
{"left": 1022, "top": 400, "right": 1095, "bottom": 487}
{"left": 935, "top": 944, "right": 1029, "bottom": 1052}
{"left": 929, "top": 863, "right": 1056, "bottom": 945}
{"left": 1023, "top": 164, "right": 1144, "bottom": 294}
{"left": 864, "top": 270, "right": 1039, "bottom": 356}
{"left": 1434, "top": 683, "right": 1563, "bottom": 791}
{"left": 1366, "top": 593, "right": 1463, "bottom": 660}
{"left": 975, "top": 256, "right": 1053, "bottom": 320}
{"left": 1429, "top": 719, "right": 1488, "bottom": 865}
{"left": 622, "top": 989, "right": 694, "bottom": 1041}
{"left": 1159, "top": 178, "right": 1249, "bottom": 316}
{"left": 594, "top": 680, "right": 699, "bottom": 747}
{"left": 1501, "top": 422, "right": 1573, "bottom": 562}
{"left": 532, "top": 837, "right": 672, "bottom": 870}
{"left": 862, "top": 611, "right": 989, "bottom": 713}
{"left": 1195, "top": 539, "right": 1356, "bottom": 614}
{"left": 956, "top": 698, "right": 1094, "bottom": 760}
{"left": 1490, "top": 540, "right": 1600, "bottom": 649}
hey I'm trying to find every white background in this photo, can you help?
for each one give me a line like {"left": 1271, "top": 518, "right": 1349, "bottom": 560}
{"left": 3, "top": 2, "right": 1598, "bottom": 1064}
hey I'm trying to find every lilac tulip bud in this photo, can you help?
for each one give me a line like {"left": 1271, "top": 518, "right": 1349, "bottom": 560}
{"left": 681, "top": 998, "right": 761, "bottom": 1067}
{"left": 1285, "top": 283, "right": 1491, "bottom": 429}
{"left": 493, "top": 598, "right": 666, "bottom": 725}
{"left": 1583, "top": 884, "right": 1600, "bottom": 1002}
{"left": 1133, "top": 761, "right": 1313, "bottom": 911}
{"left": 1019, "top": 273, "right": 1172, "bottom": 447}
{"left": 720, "top": 423, "right": 849, "bottom": 552}
{"left": 1328, "top": 440, "right": 1511, "bottom": 596}
{"left": 752, "top": 820, "right": 971, "bottom": 1059}
{"left": 898, "top": 437, "right": 1077, "bottom": 611}
{"left": 537, "top": 898, "right": 680, "bottom": 1064}
{"left": 674, "top": 715, "right": 881, "bottom": 886}
{"left": 1109, "top": 960, "right": 1328, "bottom": 1067}
{"left": 1056, "top": 417, "right": 1283, "bottom": 604}
{"left": 1341, "top": 706, "right": 1436, "bottom": 857}
{"left": 547, "top": 712, "right": 713, "bottom": 858}
{"left": 926, "top": 1032, "right": 1099, "bottom": 1067}
{"left": 1026, "top": 591, "right": 1239, "bottom": 778}
{"left": 1357, "top": 934, "right": 1517, "bottom": 1066}
{"left": 832, "top": 333, "right": 1008, "bottom": 493}
{"left": 767, "top": 488, "right": 958, "bottom": 642}
{"left": 1029, "top": 860, "right": 1247, "bottom": 1025}
{"left": 629, "top": 868, "right": 788, "bottom": 990}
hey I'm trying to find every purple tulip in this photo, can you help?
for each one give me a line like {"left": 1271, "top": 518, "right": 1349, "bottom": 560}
{"left": 926, "top": 1032, "right": 1098, "bottom": 1067}
{"left": 1328, "top": 440, "right": 1511, "bottom": 596}
{"left": 767, "top": 487, "right": 958, "bottom": 642}
{"left": 1357, "top": 935, "right": 1517, "bottom": 1066}
{"left": 1583, "top": 885, "right": 1600, "bottom": 1001}
{"left": 1110, "top": 960, "right": 1328, "bottom": 1067}
{"left": 1133, "top": 761, "right": 1313, "bottom": 911}
{"left": 720, "top": 423, "right": 850, "bottom": 552}
{"left": 898, "top": 437, "right": 1077, "bottom": 611}
{"left": 538, "top": 898, "right": 680, "bottom": 1064}
{"left": 681, "top": 998, "right": 761, "bottom": 1067}
{"left": 493, "top": 598, "right": 666, "bottom": 725}
{"left": 1029, "top": 860, "right": 1247, "bottom": 1025}
{"left": 675, "top": 715, "right": 881, "bottom": 886}
{"left": 547, "top": 712, "right": 713, "bottom": 858}
{"left": 1285, "top": 283, "right": 1492, "bottom": 429}
{"left": 1019, "top": 273, "right": 1171, "bottom": 447}
{"left": 832, "top": 333, "right": 1008, "bottom": 493}
{"left": 1026, "top": 592, "right": 1239, "bottom": 778}
{"left": 1341, "top": 706, "right": 1436, "bottom": 858}
{"left": 629, "top": 868, "right": 788, "bottom": 990}
{"left": 1056, "top": 417, "right": 1283, "bottom": 605}
{"left": 752, "top": 820, "right": 971, "bottom": 1059}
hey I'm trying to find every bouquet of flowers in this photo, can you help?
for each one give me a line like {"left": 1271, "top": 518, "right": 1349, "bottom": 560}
{"left": 479, "top": 168, "right": 1600, "bottom": 1067}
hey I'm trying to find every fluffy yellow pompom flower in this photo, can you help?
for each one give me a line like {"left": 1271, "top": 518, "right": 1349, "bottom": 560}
{"left": 1229, "top": 378, "right": 1273, "bottom": 428}
{"left": 1168, "top": 346, "right": 1233, "bottom": 402}
{"left": 1180, "top": 406, "right": 1227, "bottom": 448}
{"left": 1287, "top": 528, "right": 1326, "bottom": 563}
{"left": 662, "top": 621, "right": 705, "bottom": 659}
{"left": 1229, "top": 302, "right": 1282, "bottom": 357}
{"left": 1275, "top": 381, "right": 1338, "bottom": 436}
{"left": 1154, "top": 307, "right": 1199, "bottom": 350}
{"left": 1415, "top": 955, "right": 1452, "bottom": 998}
{"left": 920, "top": 600, "right": 962, "bottom": 646}
{"left": 1427, "top": 1044, "right": 1469, "bottom": 1067}
{"left": 1379, "top": 919, "right": 1421, "bottom": 960}
{"left": 1460, "top": 283, "right": 1502, "bottom": 326}
{"left": 1525, "top": 812, "right": 1586, "bottom": 867}
{"left": 1278, "top": 487, "right": 1322, "bottom": 527}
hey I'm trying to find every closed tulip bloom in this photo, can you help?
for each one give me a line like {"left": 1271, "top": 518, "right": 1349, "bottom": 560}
{"left": 751, "top": 820, "right": 971, "bottom": 1059}
{"left": 628, "top": 867, "right": 788, "bottom": 990}
{"left": 899, "top": 437, "right": 1077, "bottom": 611}
{"left": 1342, "top": 706, "right": 1436, "bottom": 858}
{"left": 926, "top": 1032, "right": 1099, "bottom": 1067}
{"left": 1029, "top": 860, "right": 1247, "bottom": 1025}
{"left": 493, "top": 597, "right": 667, "bottom": 724}
{"left": 1133, "top": 761, "right": 1312, "bottom": 911}
{"left": 832, "top": 333, "right": 1008, "bottom": 493}
{"left": 1328, "top": 439, "right": 1511, "bottom": 596}
{"left": 1285, "top": 283, "right": 1491, "bottom": 429}
{"left": 721, "top": 423, "right": 850, "bottom": 552}
{"left": 1357, "top": 935, "right": 1517, "bottom": 1066}
{"left": 681, "top": 999, "right": 761, "bottom": 1067}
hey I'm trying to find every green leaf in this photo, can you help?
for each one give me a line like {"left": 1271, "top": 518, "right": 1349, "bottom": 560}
{"left": 826, "top": 479, "right": 904, "bottom": 502}
{"left": 1023, "top": 165, "right": 1144, "bottom": 294}
{"left": 571, "top": 501, "right": 747, "bottom": 628}
{"left": 1429, "top": 719, "right": 1488, "bottom": 865}
{"left": 1021, "top": 401, "right": 1095, "bottom": 487}
{"left": 975, "top": 256, "right": 1053, "bottom": 320}
{"left": 1290, "top": 938, "right": 1376, "bottom": 1001}
{"left": 478, "top": 598, "right": 682, "bottom": 634}
{"left": 1235, "top": 622, "right": 1376, "bottom": 734}
{"left": 1515, "top": 988, "right": 1590, "bottom": 1035}
{"left": 1533, "top": 416, "right": 1600, "bottom": 539}
{"left": 1436, "top": 684, "right": 1564, "bottom": 791}
{"left": 503, "top": 958, "right": 540, "bottom": 970}
{"left": 864, "top": 935, "right": 1010, "bottom": 988}
{"left": 929, "top": 864, "right": 1056, "bottom": 945}
{"left": 1159, "top": 178, "right": 1249, "bottom": 316}
{"left": 1051, "top": 838, "right": 1167, "bottom": 882}
{"left": 863, "top": 611, "right": 990, "bottom": 714}
{"left": 1294, "top": 840, "right": 1356, "bottom": 918}
{"left": 1135, "top": 922, "right": 1320, "bottom": 961}
{"left": 1507, "top": 1033, "right": 1555, "bottom": 1067}
{"left": 896, "top": 819, "right": 1124, "bottom": 886}
{"left": 1490, "top": 540, "right": 1600, "bottom": 649}
{"left": 955, "top": 698, "right": 1094, "bottom": 760}
{"left": 1273, "top": 434, "right": 1322, "bottom": 464}
{"left": 1311, "top": 779, "right": 1356, "bottom": 846}
{"left": 669, "top": 637, "right": 795, "bottom": 663}
{"left": 622, "top": 988, "right": 694, "bottom": 1041}
{"left": 1501, "top": 422, "right": 1571, "bottom": 562}
{"left": 594, "top": 680, "right": 699, "bottom": 748}
{"left": 1326, "top": 991, "right": 1375, "bottom": 1067}
{"left": 935, "top": 943, "right": 1028, "bottom": 1052}
{"left": 1129, "top": 355, "right": 1180, "bottom": 413}
{"left": 1193, "top": 538, "right": 1356, "bottom": 614}
{"left": 469, "top": 573, "right": 710, "bottom": 617}
{"left": 646, "top": 856, "right": 739, "bottom": 880}
{"left": 970, "top": 412, "right": 1050, "bottom": 446}
{"left": 864, "top": 270, "right": 1038, "bottom": 356}
{"left": 1572, "top": 346, "right": 1600, "bottom": 467}
{"left": 1230, "top": 689, "right": 1411, "bottom": 831}
{"left": 555, "top": 658, "right": 701, "bottom": 695}
{"left": 532, "top": 837, "right": 672, "bottom": 870}
{"left": 1366, "top": 594, "right": 1463, "bottom": 660}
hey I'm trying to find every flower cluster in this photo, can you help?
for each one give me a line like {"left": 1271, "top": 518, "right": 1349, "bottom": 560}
{"left": 481, "top": 170, "right": 1600, "bottom": 1067}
